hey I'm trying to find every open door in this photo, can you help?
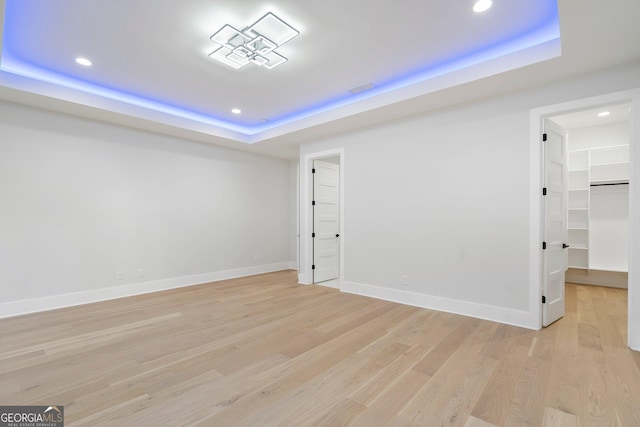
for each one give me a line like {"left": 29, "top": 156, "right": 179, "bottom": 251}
{"left": 542, "top": 119, "right": 568, "bottom": 326}
{"left": 312, "top": 160, "right": 340, "bottom": 283}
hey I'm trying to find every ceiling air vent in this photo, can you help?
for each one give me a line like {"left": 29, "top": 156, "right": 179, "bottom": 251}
{"left": 348, "top": 82, "right": 375, "bottom": 94}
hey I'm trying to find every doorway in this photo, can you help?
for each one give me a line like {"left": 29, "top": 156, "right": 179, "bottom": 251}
{"left": 551, "top": 104, "right": 631, "bottom": 287}
{"left": 530, "top": 89, "right": 640, "bottom": 350}
{"left": 299, "top": 149, "right": 344, "bottom": 288}
{"left": 542, "top": 104, "right": 631, "bottom": 327}
{"left": 312, "top": 157, "right": 340, "bottom": 285}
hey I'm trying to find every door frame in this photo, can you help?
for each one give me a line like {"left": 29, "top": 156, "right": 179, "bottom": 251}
{"left": 299, "top": 148, "right": 345, "bottom": 286}
{"left": 529, "top": 88, "right": 640, "bottom": 350}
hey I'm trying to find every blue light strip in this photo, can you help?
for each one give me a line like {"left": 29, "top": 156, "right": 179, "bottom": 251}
{"left": 0, "top": 1, "right": 559, "bottom": 139}
{"left": 251, "top": 13, "right": 561, "bottom": 134}
{"left": 0, "top": 50, "right": 252, "bottom": 135}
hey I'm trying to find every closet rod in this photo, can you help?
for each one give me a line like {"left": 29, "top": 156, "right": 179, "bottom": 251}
{"left": 590, "top": 182, "right": 629, "bottom": 187}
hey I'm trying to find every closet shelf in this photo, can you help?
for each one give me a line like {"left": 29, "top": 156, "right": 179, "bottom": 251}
{"left": 588, "top": 266, "right": 629, "bottom": 273}
{"left": 590, "top": 179, "right": 629, "bottom": 186}
{"left": 568, "top": 141, "right": 629, "bottom": 275}
{"left": 590, "top": 160, "right": 629, "bottom": 167}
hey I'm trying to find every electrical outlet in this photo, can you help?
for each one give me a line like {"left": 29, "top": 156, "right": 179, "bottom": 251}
{"left": 401, "top": 274, "right": 409, "bottom": 286}
{"left": 116, "top": 270, "right": 124, "bottom": 280}
{"left": 137, "top": 268, "right": 144, "bottom": 278}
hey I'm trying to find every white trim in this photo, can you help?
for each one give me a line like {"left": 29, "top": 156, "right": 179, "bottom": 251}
{"left": 299, "top": 148, "right": 345, "bottom": 286}
{"left": 0, "top": 262, "right": 292, "bottom": 319}
{"left": 529, "top": 88, "right": 640, "bottom": 349}
{"left": 342, "top": 281, "right": 534, "bottom": 330}
{"left": 630, "top": 91, "right": 640, "bottom": 350}
{"left": 565, "top": 268, "right": 628, "bottom": 289}
{"left": 528, "top": 107, "right": 545, "bottom": 330}
{"left": 296, "top": 162, "right": 301, "bottom": 273}
{"left": 317, "top": 279, "right": 340, "bottom": 289}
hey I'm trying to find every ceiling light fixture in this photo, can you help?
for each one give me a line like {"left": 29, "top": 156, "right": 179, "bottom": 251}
{"left": 209, "top": 12, "right": 299, "bottom": 70}
{"left": 231, "top": 108, "right": 242, "bottom": 114}
{"left": 75, "top": 57, "right": 92, "bottom": 66}
{"left": 473, "top": 0, "right": 493, "bottom": 13}
{"left": 598, "top": 111, "right": 611, "bottom": 117}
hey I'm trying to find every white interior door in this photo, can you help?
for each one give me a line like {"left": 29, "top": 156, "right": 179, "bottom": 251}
{"left": 543, "top": 119, "right": 568, "bottom": 327}
{"left": 313, "top": 160, "right": 340, "bottom": 283}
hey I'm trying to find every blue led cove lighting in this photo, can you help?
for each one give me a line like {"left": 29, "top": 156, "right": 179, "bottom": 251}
{"left": 0, "top": 1, "right": 560, "bottom": 139}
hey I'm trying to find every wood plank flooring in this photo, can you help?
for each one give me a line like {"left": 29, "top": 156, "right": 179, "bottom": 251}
{"left": 1, "top": 271, "right": 639, "bottom": 426}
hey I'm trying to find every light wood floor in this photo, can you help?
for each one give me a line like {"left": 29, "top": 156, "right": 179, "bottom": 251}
{"left": 1, "top": 271, "right": 639, "bottom": 426}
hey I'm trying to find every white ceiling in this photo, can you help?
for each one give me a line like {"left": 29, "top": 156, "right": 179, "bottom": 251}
{"left": 1, "top": 0, "right": 640, "bottom": 158}
{"left": 551, "top": 103, "right": 631, "bottom": 130}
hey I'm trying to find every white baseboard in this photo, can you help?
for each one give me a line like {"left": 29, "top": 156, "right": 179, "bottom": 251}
{"left": 0, "top": 262, "right": 292, "bottom": 319}
{"left": 316, "top": 279, "right": 340, "bottom": 289}
{"left": 566, "top": 268, "right": 628, "bottom": 289}
{"left": 341, "top": 281, "right": 536, "bottom": 330}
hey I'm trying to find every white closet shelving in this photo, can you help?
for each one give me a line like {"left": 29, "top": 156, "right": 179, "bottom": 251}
{"left": 567, "top": 144, "right": 629, "bottom": 270}
{"left": 568, "top": 149, "right": 590, "bottom": 269}
{"left": 590, "top": 145, "right": 630, "bottom": 184}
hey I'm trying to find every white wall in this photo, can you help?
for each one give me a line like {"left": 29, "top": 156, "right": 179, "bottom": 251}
{"left": 303, "top": 102, "right": 531, "bottom": 314}
{"left": 288, "top": 160, "right": 299, "bottom": 268}
{"left": 0, "top": 101, "right": 291, "bottom": 316}
{"left": 568, "top": 121, "right": 629, "bottom": 150}
{"left": 300, "top": 60, "right": 640, "bottom": 330}
{"left": 590, "top": 185, "right": 629, "bottom": 271}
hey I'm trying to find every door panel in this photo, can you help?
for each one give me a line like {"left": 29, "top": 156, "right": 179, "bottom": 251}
{"left": 313, "top": 160, "right": 340, "bottom": 283}
{"left": 543, "top": 119, "right": 568, "bottom": 327}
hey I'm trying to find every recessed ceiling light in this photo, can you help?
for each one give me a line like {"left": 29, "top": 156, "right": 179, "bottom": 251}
{"left": 473, "top": 0, "right": 493, "bottom": 13}
{"left": 231, "top": 108, "right": 242, "bottom": 114}
{"left": 598, "top": 111, "right": 611, "bottom": 117}
{"left": 75, "top": 57, "right": 92, "bottom": 66}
